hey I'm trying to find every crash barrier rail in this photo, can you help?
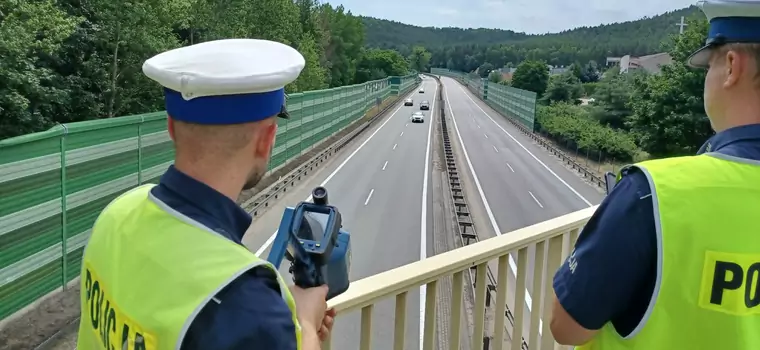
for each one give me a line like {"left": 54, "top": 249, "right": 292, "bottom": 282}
{"left": 0, "top": 73, "right": 419, "bottom": 321}
{"left": 325, "top": 204, "right": 596, "bottom": 350}
{"left": 431, "top": 68, "right": 605, "bottom": 188}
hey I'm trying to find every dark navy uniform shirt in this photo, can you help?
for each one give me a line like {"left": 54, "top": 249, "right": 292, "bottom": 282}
{"left": 150, "top": 165, "right": 297, "bottom": 350}
{"left": 553, "top": 124, "right": 760, "bottom": 336}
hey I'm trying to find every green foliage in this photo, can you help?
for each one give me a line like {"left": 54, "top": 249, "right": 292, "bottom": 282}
{"left": 408, "top": 46, "right": 431, "bottom": 73}
{"left": 582, "top": 82, "right": 598, "bottom": 96}
{"left": 511, "top": 60, "right": 549, "bottom": 95}
{"left": 488, "top": 70, "right": 502, "bottom": 83}
{"left": 537, "top": 103, "right": 640, "bottom": 160}
{"left": 541, "top": 73, "right": 582, "bottom": 105}
{"left": 355, "top": 48, "right": 409, "bottom": 82}
{"left": 361, "top": 7, "right": 699, "bottom": 68}
{"left": 0, "top": 0, "right": 410, "bottom": 140}
{"left": 590, "top": 71, "right": 639, "bottom": 130}
{"left": 628, "top": 17, "right": 712, "bottom": 157}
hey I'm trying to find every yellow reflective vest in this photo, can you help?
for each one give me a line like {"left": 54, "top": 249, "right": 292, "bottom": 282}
{"left": 76, "top": 184, "right": 301, "bottom": 350}
{"left": 579, "top": 153, "right": 760, "bottom": 349}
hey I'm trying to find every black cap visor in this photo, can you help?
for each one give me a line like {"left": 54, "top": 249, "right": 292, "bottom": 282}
{"left": 687, "top": 44, "right": 713, "bottom": 69}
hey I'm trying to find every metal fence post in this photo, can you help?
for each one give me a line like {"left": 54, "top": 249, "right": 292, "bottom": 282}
{"left": 59, "top": 124, "right": 69, "bottom": 290}
{"left": 138, "top": 115, "right": 144, "bottom": 185}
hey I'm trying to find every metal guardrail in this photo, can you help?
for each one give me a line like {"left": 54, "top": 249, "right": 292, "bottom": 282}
{"left": 434, "top": 75, "right": 529, "bottom": 350}
{"left": 241, "top": 80, "right": 422, "bottom": 217}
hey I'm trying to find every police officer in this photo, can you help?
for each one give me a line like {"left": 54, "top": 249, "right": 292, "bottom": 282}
{"left": 550, "top": 1, "right": 760, "bottom": 348}
{"left": 77, "top": 39, "right": 335, "bottom": 350}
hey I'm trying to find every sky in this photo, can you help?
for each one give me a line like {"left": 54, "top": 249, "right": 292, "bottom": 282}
{"left": 330, "top": 0, "right": 698, "bottom": 34}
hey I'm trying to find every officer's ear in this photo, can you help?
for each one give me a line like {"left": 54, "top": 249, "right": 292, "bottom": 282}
{"left": 167, "top": 115, "right": 177, "bottom": 142}
{"left": 252, "top": 117, "right": 278, "bottom": 158}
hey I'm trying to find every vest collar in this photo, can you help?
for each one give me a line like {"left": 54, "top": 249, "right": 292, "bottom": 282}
{"left": 157, "top": 165, "right": 252, "bottom": 243}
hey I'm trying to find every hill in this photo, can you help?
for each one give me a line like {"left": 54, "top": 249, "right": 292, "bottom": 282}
{"left": 361, "top": 6, "right": 702, "bottom": 68}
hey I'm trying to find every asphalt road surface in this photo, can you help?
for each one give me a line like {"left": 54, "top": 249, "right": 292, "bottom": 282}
{"left": 244, "top": 77, "right": 439, "bottom": 350}
{"left": 440, "top": 76, "right": 604, "bottom": 345}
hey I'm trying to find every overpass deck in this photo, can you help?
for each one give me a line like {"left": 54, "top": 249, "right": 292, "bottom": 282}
{"left": 1, "top": 73, "right": 606, "bottom": 350}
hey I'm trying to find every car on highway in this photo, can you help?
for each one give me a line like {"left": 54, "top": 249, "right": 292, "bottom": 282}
{"left": 420, "top": 100, "right": 430, "bottom": 110}
{"left": 418, "top": 87, "right": 425, "bottom": 93}
{"left": 411, "top": 111, "right": 424, "bottom": 123}
{"left": 404, "top": 98, "right": 413, "bottom": 106}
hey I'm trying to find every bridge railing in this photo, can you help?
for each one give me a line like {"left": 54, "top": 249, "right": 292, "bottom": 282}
{"left": 324, "top": 206, "right": 597, "bottom": 350}
{"left": 0, "top": 73, "right": 420, "bottom": 321}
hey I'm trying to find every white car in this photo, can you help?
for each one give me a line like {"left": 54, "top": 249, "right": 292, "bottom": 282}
{"left": 418, "top": 88, "right": 425, "bottom": 93}
{"left": 411, "top": 111, "right": 424, "bottom": 123}
{"left": 404, "top": 98, "right": 413, "bottom": 106}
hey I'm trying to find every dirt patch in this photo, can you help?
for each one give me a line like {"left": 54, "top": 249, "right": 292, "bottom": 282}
{"left": 0, "top": 283, "right": 80, "bottom": 350}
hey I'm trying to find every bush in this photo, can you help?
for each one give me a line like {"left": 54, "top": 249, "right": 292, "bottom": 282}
{"left": 582, "top": 82, "right": 598, "bottom": 97}
{"left": 536, "top": 102, "right": 640, "bottom": 161}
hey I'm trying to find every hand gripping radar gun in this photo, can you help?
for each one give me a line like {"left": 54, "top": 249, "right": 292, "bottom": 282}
{"left": 266, "top": 186, "right": 351, "bottom": 300}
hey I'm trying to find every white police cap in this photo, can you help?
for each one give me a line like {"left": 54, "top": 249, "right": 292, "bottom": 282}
{"left": 142, "top": 39, "right": 305, "bottom": 124}
{"left": 688, "top": 0, "right": 760, "bottom": 68}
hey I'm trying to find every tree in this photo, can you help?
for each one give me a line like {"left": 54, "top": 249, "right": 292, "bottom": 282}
{"left": 477, "top": 62, "right": 494, "bottom": 77}
{"left": 0, "top": 0, "right": 80, "bottom": 137}
{"left": 355, "top": 48, "right": 409, "bottom": 82}
{"left": 591, "top": 71, "right": 638, "bottom": 130}
{"left": 0, "top": 0, "right": 412, "bottom": 140}
{"left": 541, "top": 72, "right": 582, "bottom": 105}
{"left": 627, "top": 16, "right": 713, "bottom": 157}
{"left": 408, "top": 46, "right": 431, "bottom": 72}
{"left": 511, "top": 60, "right": 550, "bottom": 95}
{"left": 488, "top": 70, "right": 502, "bottom": 83}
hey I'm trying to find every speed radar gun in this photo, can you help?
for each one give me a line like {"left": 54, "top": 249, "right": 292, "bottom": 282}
{"left": 266, "top": 186, "right": 352, "bottom": 300}
{"left": 604, "top": 171, "right": 617, "bottom": 195}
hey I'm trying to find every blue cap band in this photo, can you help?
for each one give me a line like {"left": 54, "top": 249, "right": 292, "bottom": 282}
{"left": 164, "top": 88, "right": 285, "bottom": 124}
{"left": 708, "top": 17, "right": 760, "bottom": 44}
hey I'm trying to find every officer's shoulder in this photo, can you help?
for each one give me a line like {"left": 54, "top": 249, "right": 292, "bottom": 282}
{"left": 98, "top": 184, "right": 156, "bottom": 219}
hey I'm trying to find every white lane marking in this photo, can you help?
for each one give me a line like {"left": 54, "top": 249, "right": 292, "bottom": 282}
{"left": 507, "top": 162, "right": 515, "bottom": 172}
{"left": 254, "top": 94, "right": 412, "bottom": 257}
{"left": 393, "top": 143, "right": 397, "bottom": 150}
{"left": 406, "top": 123, "right": 409, "bottom": 127}
{"left": 455, "top": 83, "right": 592, "bottom": 207}
{"left": 493, "top": 145, "right": 499, "bottom": 153}
{"left": 477, "top": 124, "right": 481, "bottom": 129}
{"left": 528, "top": 191, "right": 543, "bottom": 208}
{"left": 400, "top": 131, "right": 404, "bottom": 137}
{"left": 443, "top": 83, "right": 541, "bottom": 332}
{"left": 484, "top": 133, "right": 488, "bottom": 139}
{"left": 364, "top": 189, "right": 374, "bottom": 205}
{"left": 419, "top": 81, "right": 438, "bottom": 350}
{"left": 382, "top": 161, "right": 388, "bottom": 170}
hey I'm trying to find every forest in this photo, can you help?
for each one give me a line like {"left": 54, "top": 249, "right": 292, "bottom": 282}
{"left": 362, "top": 6, "right": 699, "bottom": 71}
{"left": 0, "top": 0, "right": 419, "bottom": 140}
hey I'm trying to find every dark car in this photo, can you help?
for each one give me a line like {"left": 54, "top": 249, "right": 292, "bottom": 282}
{"left": 404, "top": 98, "right": 413, "bottom": 106}
{"left": 420, "top": 101, "right": 430, "bottom": 110}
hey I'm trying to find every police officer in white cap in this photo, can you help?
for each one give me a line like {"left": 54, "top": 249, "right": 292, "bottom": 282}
{"left": 77, "top": 39, "right": 334, "bottom": 350}
{"left": 550, "top": 1, "right": 760, "bottom": 349}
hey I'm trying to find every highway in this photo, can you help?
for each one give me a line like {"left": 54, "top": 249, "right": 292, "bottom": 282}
{"left": 440, "top": 76, "right": 604, "bottom": 344}
{"left": 244, "top": 77, "right": 439, "bottom": 350}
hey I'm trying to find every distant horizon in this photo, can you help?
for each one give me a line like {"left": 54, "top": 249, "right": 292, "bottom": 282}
{"left": 331, "top": 0, "right": 697, "bottom": 35}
